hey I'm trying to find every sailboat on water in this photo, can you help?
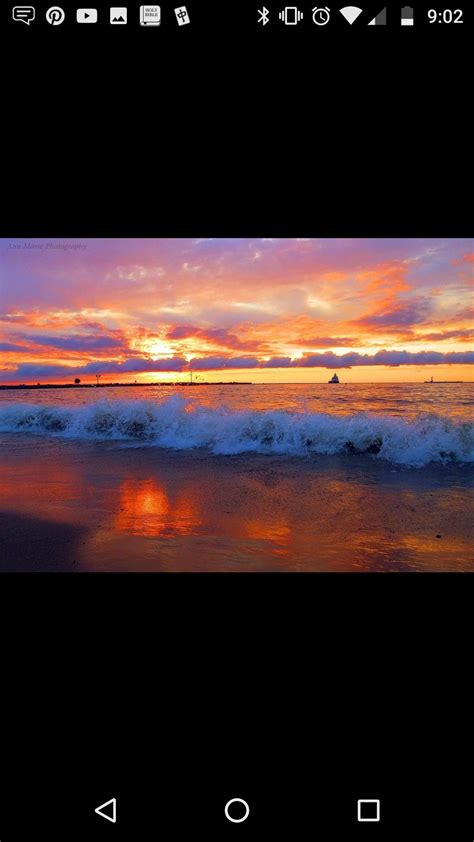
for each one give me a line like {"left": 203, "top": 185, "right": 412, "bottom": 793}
{"left": 328, "top": 373, "right": 340, "bottom": 384}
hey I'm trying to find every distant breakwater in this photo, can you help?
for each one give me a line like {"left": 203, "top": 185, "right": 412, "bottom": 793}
{"left": 0, "top": 381, "right": 253, "bottom": 391}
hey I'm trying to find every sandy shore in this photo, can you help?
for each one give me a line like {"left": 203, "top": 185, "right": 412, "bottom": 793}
{"left": 1, "top": 434, "right": 473, "bottom": 571}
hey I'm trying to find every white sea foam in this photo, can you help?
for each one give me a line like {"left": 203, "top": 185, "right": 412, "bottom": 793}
{"left": 0, "top": 396, "right": 472, "bottom": 467}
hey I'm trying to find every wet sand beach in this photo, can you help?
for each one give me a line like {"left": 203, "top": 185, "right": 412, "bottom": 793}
{"left": 1, "top": 433, "right": 472, "bottom": 572}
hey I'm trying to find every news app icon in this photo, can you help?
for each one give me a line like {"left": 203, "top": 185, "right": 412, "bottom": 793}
{"left": 46, "top": 5, "right": 65, "bottom": 23}
{"left": 139, "top": 5, "right": 161, "bottom": 25}
{"left": 279, "top": 6, "right": 303, "bottom": 24}
{"left": 401, "top": 5, "right": 414, "bottom": 24}
{"left": 12, "top": 5, "right": 35, "bottom": 24}
{"left": 77, "top": 8, "right": 97, "bottom": 22}
{"left": 110, "top": 6, "right": 127, "bottom": 23}
{"left": 174, "top": 5, "right": 190, "bottom": 25}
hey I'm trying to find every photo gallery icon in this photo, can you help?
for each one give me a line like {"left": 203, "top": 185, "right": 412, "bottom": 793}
{"left": 110, "top": 6, "right": 127, "bottom": 23}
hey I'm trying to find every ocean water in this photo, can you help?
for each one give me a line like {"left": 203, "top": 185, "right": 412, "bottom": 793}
{"left": 0, "top": 382, "right": 473, "bottom": 468}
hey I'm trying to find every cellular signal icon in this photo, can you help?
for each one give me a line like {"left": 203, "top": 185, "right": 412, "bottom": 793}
{"left": 339, "top": 5, "right": 363, "bottom": 23}
{"left": 368, "top": 7, "right": 386, "bottom": 24}
{"left": 279, "top": 6, "right": 303, "bottom": 24}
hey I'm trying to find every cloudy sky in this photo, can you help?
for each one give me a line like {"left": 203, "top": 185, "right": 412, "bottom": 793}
{"left": 0, "top": 238, "right": 472, "bottom": 383}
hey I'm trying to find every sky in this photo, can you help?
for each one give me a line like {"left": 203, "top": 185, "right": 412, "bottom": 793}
{"left": 0, "top": 237, "right": 473, "bottom": 384}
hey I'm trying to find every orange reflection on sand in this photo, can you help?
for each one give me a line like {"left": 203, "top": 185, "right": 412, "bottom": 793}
{"left": 244, "top": 519, "right": 290, "bottom": 554}
{"left": 114, "top": 477, "right": 201, "bottom": 537}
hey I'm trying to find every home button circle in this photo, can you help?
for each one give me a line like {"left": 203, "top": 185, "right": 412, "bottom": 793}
{"left": 224, "top": 798, "right": 250, "bottom": 823}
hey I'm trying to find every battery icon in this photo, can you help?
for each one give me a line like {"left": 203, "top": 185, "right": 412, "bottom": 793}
{"left": 401, "top": 6, "right": 414, "bottom": 25}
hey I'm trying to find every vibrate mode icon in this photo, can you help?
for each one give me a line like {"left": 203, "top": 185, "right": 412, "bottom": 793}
{"left": 279, "top": 6, "right": 303, "bottom": 24}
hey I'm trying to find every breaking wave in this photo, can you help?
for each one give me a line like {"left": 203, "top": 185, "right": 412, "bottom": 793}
{"left": 0, "top": 396, "right": 473, "bottom": 467}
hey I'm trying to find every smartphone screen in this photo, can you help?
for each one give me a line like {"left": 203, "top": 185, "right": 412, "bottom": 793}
{"left": 1, "top": 3, "right": 472, "bottom": 839}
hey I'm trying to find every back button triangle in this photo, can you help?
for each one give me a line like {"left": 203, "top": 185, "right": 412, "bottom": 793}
{"left": 95, "top": 797, "right": 117, "bottom": 823}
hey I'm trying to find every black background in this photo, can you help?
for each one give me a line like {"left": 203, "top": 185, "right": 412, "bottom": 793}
{"left": 1, "top": 2, "right": 472, "bottom": 838}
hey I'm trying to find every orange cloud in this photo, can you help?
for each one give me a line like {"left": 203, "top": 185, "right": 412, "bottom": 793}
{"left": 2, "top": 238, "right": 472, "bottom": 383}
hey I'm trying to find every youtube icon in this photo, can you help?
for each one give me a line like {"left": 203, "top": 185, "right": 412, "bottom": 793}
{"left": 76, "top": 8, "right": 97, "bottom": 23}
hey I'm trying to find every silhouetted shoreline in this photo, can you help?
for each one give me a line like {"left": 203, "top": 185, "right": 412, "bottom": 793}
{"left": 0, "top": 381, "right": 253, "bottom": 391}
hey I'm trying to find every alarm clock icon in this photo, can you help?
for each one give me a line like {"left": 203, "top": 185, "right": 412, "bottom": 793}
{"left": 312, "top": 6, "right": 331, "bottom": 24}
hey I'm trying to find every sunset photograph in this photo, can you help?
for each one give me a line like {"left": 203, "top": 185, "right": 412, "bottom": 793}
{"left": 1, "top": 237, "right": 473, "bottom": 570}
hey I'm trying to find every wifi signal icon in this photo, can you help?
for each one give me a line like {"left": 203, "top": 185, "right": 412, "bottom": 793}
{"left": 339, "top": 5, "right": 363, "bottom": 23}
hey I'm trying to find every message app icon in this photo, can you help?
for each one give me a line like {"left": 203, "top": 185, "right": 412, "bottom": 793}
{"left": 12, "top": 5, "right": 35, "bottom": 24}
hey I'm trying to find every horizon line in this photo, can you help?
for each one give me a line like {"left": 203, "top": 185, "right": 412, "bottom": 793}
{"left": 1, "top": 379, "right": 470, "bottom": 389}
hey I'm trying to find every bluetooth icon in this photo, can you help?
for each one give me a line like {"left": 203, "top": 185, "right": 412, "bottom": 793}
{"left": 258, "top": 6, "right": 270, "bottom": 25}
